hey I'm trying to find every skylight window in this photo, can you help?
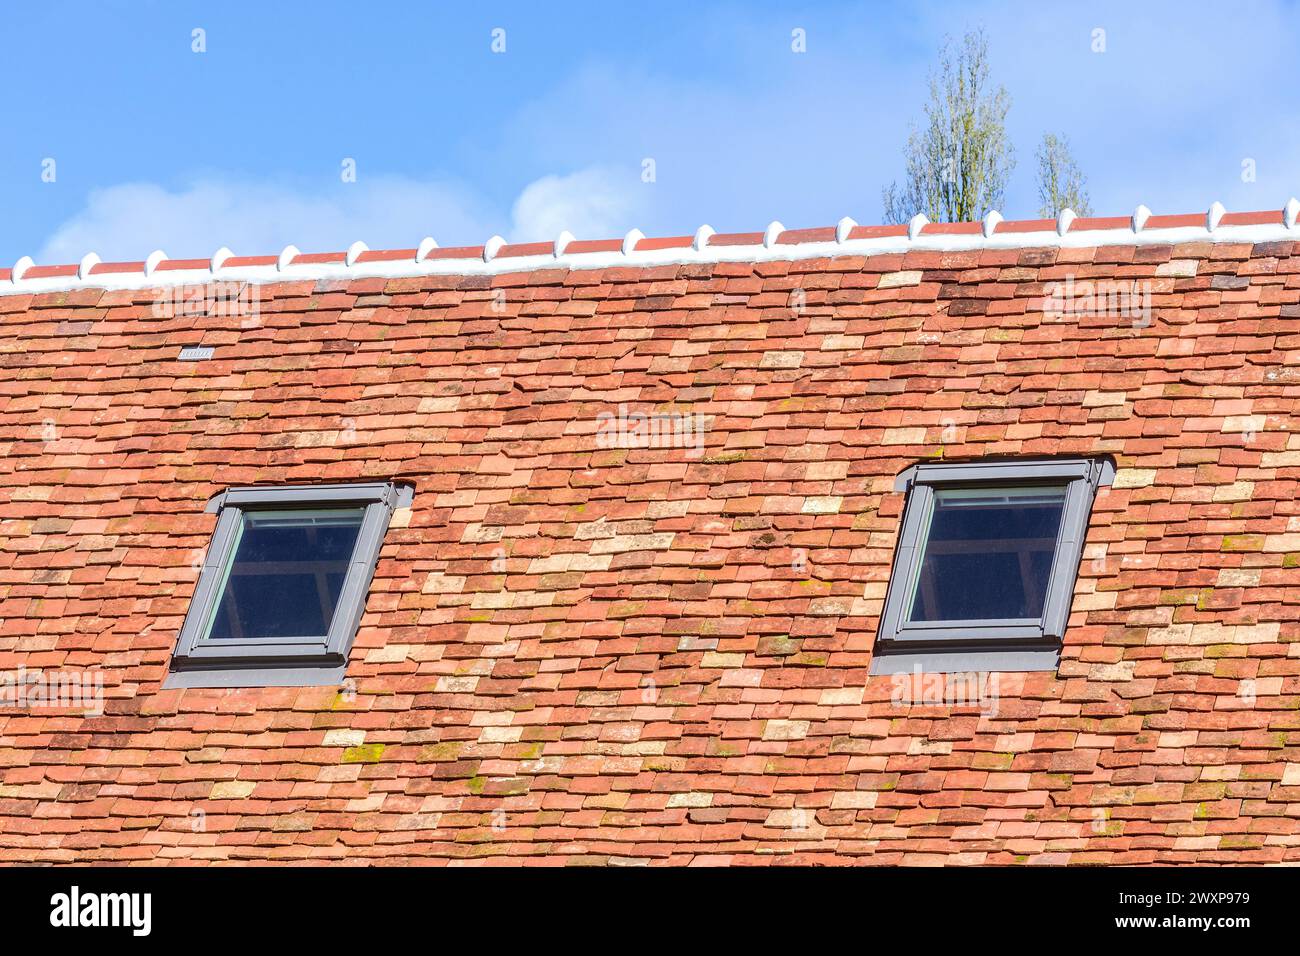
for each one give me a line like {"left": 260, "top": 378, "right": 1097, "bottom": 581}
{"left": 871, "top": 459, "right": 1113, "bottom": 673}
{"left": 165, "top": 483, "right": 411, "bottom": 688}
{"left": 204, "top": 509, "right": 365, "bottom": 641}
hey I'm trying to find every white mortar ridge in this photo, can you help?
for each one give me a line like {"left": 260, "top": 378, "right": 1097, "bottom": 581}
{"left": 622, "top": 228, "right": 645, "bottom": 256}
{"left": 415, "top": 236, "right": 438, "bottom": 263}
{"left": 4, "top": 201, "right": 1299, "bottom": 297}
{"left": 1206, "top": 201, "right": 1225, "bottom": 231}
{"left": 481, "top": 235, "right": 505, "bottom": 263}
{"left": 345, "top": 240, "right": 368, "bottom": 266}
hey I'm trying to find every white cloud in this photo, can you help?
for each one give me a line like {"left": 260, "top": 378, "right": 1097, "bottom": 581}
{"left": 508, "top": 167, "right": 648, "bottom": 242}
{"left": 38, "top": 177, "right": 500, "bottom": 264}
{"left": 37, "top": 167, "right": 648, "bottom": 264}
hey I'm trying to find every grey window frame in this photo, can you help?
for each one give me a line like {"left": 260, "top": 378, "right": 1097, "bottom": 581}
{"left": 164, "top": 481, "right": 411, "bottom": 688}
{"left": 870, "top": 458, "right": 1114, "bottom": 674}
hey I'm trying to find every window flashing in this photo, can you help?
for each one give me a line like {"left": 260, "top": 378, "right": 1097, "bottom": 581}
{"left": 870, "top": 644, "right": 1062, "bottom": 675}
{"left": 893, "top": 457, "right": 1114, "bottom": 492}
{"left": 164, "top": 661, "right": 352, "bottom": 689}
{"left": 872, "top": 457, "right": 1110, "bottom": 674}
{"left": 165, "top": 481, "right": 409, "bottom": 688}
{"left": 205, "top": 481, "right": 412, "bottom": 513}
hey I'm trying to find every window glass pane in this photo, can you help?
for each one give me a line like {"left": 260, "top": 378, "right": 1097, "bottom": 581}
{"left": 205, "top": 509, "right": 364, "bottom": 640}
{"left": 906, "top": 486, "right": 1066, "bottom": 623}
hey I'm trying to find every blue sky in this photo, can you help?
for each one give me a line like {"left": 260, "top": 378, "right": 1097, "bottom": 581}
{"left": 3, "top": 0, "right": 1298, "bottom": 265}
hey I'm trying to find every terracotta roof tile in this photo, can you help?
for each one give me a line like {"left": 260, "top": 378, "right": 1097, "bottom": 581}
{"left": 1, "top": 204, "right": 1299, "bottom": 864}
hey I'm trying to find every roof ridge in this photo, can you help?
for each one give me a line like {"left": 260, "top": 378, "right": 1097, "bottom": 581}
{"left": 5, "top": 201, "right": 1300, "bottom": 296}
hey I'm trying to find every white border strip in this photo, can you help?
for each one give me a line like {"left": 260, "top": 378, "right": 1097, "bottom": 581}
{"left": 4, "top": 215, "right": 1296, "bottom": 298}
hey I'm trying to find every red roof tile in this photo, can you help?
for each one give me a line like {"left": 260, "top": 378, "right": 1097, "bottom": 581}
{"left": 1, "top": 205, "right": 1299, "bottom": 864}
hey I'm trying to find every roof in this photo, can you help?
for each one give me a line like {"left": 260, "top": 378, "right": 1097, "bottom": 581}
{"left": 1, "top": 207, "right": 1298, "bottom": 864}
{"left": 5, "top": 200, "right": 1299, "bottom": 296}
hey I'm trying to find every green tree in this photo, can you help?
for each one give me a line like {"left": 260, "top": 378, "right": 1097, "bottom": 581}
{"left": 1035, "top": 132, "right": 1092, "bottom": 218}
{"left": 882, "top": 29, "right": 1015, "bottom": 224}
